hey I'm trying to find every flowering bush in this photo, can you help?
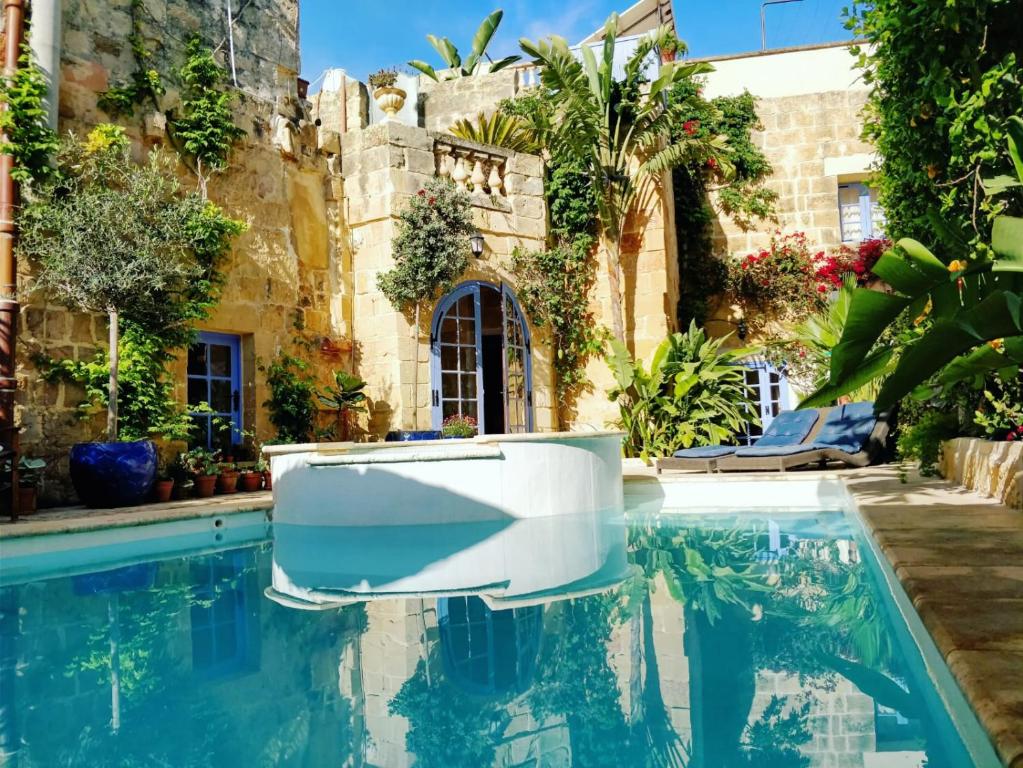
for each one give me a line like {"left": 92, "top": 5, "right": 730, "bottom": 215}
{"left": 441, "top": 414, "right": 478, "bottom": 438}
{"left": 814, "top": 237, "right": 891, "bottom": 291}
{"left": 728, "top": 232, "right": 826, "bottom": 323}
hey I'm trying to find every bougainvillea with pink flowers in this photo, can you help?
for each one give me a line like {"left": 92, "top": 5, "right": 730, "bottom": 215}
{"left": 813, "top": 237, "right": 891, "bottom": 291}
{"left": 727, "top": 232, "right": 828, "bottom": 324}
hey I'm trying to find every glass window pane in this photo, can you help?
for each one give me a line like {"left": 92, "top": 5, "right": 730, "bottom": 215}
{"left": 441, "top": 345, "right": 458, "bottom": 370}
{"left": 191, "top": 416, "right": 210, "bottom": 449}
{"left": 839, "top": 185, "right": 863, "bottom": 241}
{"left": 463, "top": 401, "right": 478, "bottom": 419}
{"left": 209, "top": 344, "right": 232, "bottom": 377}
{"left": 210, "top": 380, "right": 233, "bottom": 413}
{"left": 443, "top": 401, "right": 460, "bottom": 418}
{"left": 187, "top": 344, "right": 207, "bottom": 376}
{"left": 461, "top": 374, "right": 477, "bottom": 399}
{"left": 457, "top": 295, "right": 474, "bottom": 318}
{"left": 187, "top": 378, "right": 208, "bottom": 407}
{"left": 459, "top": 346, "right": 477, "bottom": 371}
{"left": 458, "top": 319, "right": 475, "bottom": 344}
{"left": 441, "top": 317, "right": 457, "bottom": 342}
{"left": 442, "top": 373, "right": 460, "bottom": 399}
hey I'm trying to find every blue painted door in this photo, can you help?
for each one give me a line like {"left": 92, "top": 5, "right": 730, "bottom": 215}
{"left": 187, "top": 332, "right": 242, "bottom": 451}
{"left": 431, "top": 282, "right": 533, "bottom": 434}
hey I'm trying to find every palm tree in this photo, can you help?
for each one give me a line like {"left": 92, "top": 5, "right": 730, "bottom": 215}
{"left": 520, "top": 16, "right": 730, "bottom": 343}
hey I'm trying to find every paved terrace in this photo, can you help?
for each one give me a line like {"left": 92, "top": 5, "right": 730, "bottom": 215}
{"left": 1, "top": 467, "right": 1020, "bottom": 765}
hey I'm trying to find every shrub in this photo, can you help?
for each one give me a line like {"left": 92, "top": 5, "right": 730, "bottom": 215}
{"left": 608, "top": 322, "right": 757, "bottom": 460}
{"left": 261, "top": 352, "right": 316, "bottom": 443}
{"left": 728, "top": 232, "right": 826, "bottom": 327}
{"left": 441, "top": 414, "right": 477, "bottom": 438}
{"left": 813, "top": 238, "right": 891, "bottom": 291}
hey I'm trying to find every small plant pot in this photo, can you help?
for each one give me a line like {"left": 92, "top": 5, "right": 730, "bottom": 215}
{"left": 239, "top": 472, "right": 262, "bottom": 492}
{"left": 216, "top": 471, "right": 239, "bottom": 494}
{"left": 262, "top": 470, "right": 272, "bottom": 491}
{"left": 17, "top": 485, "right": 37, "bottom": 515}
{"left": 172, "top": 480, "right": 194, "bottom": 500}
{"left": 194, "top": 474, "right": 217, "bottom": 498}
{"left": 153, "top": 479, "right": 174, "bottom": 504}
{"left": 660, "top": 50, "right": 677, "bottom": 64}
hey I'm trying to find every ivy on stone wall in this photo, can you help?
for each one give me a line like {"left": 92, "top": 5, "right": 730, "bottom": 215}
{"left": 0, "top": 45, "right": 59, "bottom": 186}
{"left": 501, "top": 90, "right": 604, "bottom": 405}
{"left": 669, "top": 77, "right": 777, "bottom": 328}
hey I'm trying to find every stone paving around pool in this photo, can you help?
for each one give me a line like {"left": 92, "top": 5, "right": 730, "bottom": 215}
{"left": 2, "top": 465, "right": 1021, "bottom": 765}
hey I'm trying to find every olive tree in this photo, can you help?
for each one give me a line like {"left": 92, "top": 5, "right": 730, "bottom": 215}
{"left": 19, "top": 125, "right": 208, "bottom": 440}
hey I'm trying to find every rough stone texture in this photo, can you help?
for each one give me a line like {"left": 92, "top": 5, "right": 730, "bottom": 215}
{"left": 941, "top": 437, "right": 1022, "bottom": 511}
{"left": 418, "top": 69, "right": 521, "bottom": 132}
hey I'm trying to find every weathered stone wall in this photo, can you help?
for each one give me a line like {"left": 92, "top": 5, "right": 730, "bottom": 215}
{"left": 17, "top": 0, "right": 343, "bottom": 504}
{"left": 340, "top": 121, "right": 554, "bottom": 436}
{"left": 941, "top": 437, "right": 1022, "bottom": 511}
{"left": 417, "top": 68, "right": 522, "bottom": 132}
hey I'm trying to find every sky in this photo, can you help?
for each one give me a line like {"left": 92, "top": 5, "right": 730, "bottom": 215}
{"left": 298, "top": 0, "right": 855, "bottom": 87}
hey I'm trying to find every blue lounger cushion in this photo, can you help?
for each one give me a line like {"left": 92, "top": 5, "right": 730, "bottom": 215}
{"left": 733, "top": 402, "right": 878, "bottom": 458}
{"left": 673, "top": 408, "right": 820, "bottom": 459}
{"left": 671, "top": 445, "right": 738, "bottom": 459}
{"left": 812, "top": 401, "right": 877, "bottom": 454}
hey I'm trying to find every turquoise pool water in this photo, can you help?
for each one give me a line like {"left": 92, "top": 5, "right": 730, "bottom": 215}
{"left": 0, "top": 510, "right": 998, "bottom": 767}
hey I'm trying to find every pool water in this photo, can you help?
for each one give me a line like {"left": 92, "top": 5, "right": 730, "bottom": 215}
{"left": 0, "top": 510, "right": 996, "bottom": 767}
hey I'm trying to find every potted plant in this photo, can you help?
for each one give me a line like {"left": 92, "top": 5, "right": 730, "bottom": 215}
{"left": 216, "top": 461, "right": 239, "bottom": 494}
{"left": 659, "top": 32, "right": 683, "bottom": 63}
{"left": 253, "top": 454, "right": 272, "bottom": 491}
{"left": 19, "top": 126, "right": 215, "bottom": 508}
{"left": 4, "top": 456, "right": 47, "bottom": 514}
{"left": 238, "top": 467, "right": 262, "bottom": 492}
{"left": 181, "top": 448, "right": 219, "bottom": 498}
{"left": 441, "top": 414, "right": 478, "bottom": 439}
{"left": 153, "top": 458, "right": 175, "bottom": 503}
{"left": 368, "top": 67, "right": 406, "bottom": 120}
{"left": 318, "top": 370, "right": 368, "bottom": 442}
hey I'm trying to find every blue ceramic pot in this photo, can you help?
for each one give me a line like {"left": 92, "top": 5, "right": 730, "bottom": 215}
{"left": 69, "top": 440, "right": 158, "bottom": 508}
{"left": 385, "top": 430, "right": 443, "bottom": 442}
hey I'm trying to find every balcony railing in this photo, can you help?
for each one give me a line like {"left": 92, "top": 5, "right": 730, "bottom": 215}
{"left": 434, "top": 136, "right": 512, "bottom": 197}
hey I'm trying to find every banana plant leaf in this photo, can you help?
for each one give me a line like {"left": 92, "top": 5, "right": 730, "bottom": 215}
{"left": 936, "top": 336, "right": 1023, "bottom": 387}
{"left": 800, "top": 348, "right": 895, "bottom": 409}
{"left": 829, "top": 289, "right": 910, "bottom": 382}
{"left": 992, "top": 215, "right": 1023, "bottom": 267}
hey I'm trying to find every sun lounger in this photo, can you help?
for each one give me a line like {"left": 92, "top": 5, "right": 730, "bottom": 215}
{"left": 717, "top": 401, "right": 889, "bottom": 472}
{"left": 655, "top": 408, "right": 821, "bottom": 474}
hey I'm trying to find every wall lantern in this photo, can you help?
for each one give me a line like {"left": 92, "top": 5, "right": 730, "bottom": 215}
{"left": 470, "top": 230, "right": 485, "bottom": 258}
{"left": 737, "top": 319, "right": 749, "bottom": 341}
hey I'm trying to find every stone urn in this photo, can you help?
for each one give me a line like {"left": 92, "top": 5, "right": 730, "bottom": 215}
{"left": 373, "top": 86, "right": 407, "bottom": 121}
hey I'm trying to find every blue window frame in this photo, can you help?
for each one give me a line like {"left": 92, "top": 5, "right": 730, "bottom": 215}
{"left": 738, "top": 361, "right": 792, "bottom": 446}
{"left": 430, "top": 281, "right": 534, "bottom": 434}
{"left": 190, "top": 551, "right": 250, "bottom": 677}
{"left": 838, "top": 182, "right": 886, "bottom": 242}
{"left": 187, "top": 332, "right": 242, "bottom": 451}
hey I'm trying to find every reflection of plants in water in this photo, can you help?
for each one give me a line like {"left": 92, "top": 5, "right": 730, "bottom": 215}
{"left": 630, "top": 520, "right": 772, "bottom": 624}
{"left": 388, "top": 654, "right": 509, "bottom": 768}
{"left": 737, "top": 695, "right": 812, "bottom": 768}
{"left": 527, "top": 593, "right": 638, "bottom": 768}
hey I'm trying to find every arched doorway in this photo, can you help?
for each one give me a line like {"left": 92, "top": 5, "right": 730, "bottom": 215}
{"left": 430, "top": 281, "right": 533, "bottom": 434}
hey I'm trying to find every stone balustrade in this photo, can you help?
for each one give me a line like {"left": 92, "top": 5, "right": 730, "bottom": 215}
{"left": 513, "top": 63, "right": 542, "bottom": 89}
{"left": 434, "top": 136, "right": 513, "bottom": 198}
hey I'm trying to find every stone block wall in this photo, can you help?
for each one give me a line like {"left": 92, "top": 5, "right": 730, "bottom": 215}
{"left": 941, "top": 437, "right": 1022, "bottom": 510}
{"left": 340, "top": 121, "right": 554, "bottom": 436}
{"left": 16, "top": 0, "right": 345, "bottom": 503}
{"left": 418, "top": 68, "right": 522, "bottom": 132}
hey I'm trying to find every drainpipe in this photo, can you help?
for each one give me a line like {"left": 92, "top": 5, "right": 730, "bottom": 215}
{"left": 0, "top": 0, "right": 26, "bottom": 478}
{"left": 28, "top": 0, "right": 61, "bottom": 130}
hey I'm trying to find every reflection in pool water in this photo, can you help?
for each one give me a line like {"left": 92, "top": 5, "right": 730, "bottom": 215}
{"left": 0, "top": 512, "right": 987, "bottom": 767}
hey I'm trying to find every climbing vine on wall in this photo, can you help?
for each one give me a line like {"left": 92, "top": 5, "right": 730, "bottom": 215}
{"left": 668, "top": 77, "right": 777, "bottom": 328}
{"left": 501, "top": 90, "right": 604, "bottom": 404}
{"left": 0, "top": 45, "right": 59, "bottom": 186}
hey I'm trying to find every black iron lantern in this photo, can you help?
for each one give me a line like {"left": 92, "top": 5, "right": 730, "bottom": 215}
{"left": 470, "top": 230, "right": 485, "bottom": 258}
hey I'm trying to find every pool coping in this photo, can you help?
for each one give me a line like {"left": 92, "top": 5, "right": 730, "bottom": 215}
{"left": 2, "top": 465, "right": 1020, "bottom": 766}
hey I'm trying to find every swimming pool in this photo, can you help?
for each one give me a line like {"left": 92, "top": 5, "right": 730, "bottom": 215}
{"left": 0, "top": 499, "right": 1001, "bottom": 766}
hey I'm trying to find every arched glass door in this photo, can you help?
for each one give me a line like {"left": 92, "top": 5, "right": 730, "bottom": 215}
{"left": 431, "top": 282, "right": 533, "bottom": 434}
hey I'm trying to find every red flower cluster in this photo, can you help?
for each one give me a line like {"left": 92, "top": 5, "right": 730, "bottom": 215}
{"left": 442, "top": 414, "right": 477, "bottom": 427}
{"left": 683, "top": 119, "right": 700, "bottom": 136}
{"left": 706, "top": 156, "right": 718, "bottom": 170}
{"left": 730, "top": 232, "right": 826, "bottom": 318}
{"left": 1006, "top": 425, "right": 1023, "bottom": 441}
{"left": 814, "top": 238, "right": 891, "bottom": 292}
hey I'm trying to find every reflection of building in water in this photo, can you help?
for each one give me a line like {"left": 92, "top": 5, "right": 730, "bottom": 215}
{"left": 339, "top": 596, "right": 571, "bottom": 768}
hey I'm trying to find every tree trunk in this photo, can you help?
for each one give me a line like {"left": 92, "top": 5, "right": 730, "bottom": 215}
{"left": 410, "top": 303, "right": 420, "bottom": 431}
{"left": 107, "top": 309, "right": 119, "bottom": 441}
{"left": 605, "top": 236, "right": 626, "bottom": 344}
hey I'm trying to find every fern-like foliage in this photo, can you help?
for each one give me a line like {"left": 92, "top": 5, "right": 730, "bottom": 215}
{"left": 448, "top": 111, "right": 539, "bottom": 154}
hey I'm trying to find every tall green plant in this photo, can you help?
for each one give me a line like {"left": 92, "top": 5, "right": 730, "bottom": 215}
{"left": 0, "top": 45, "right": 59, "bottom": 186}
{"left": 18, "top": 127, "right": 215, "bottom": 441}
{"left": 261, "top": 352, "right": 316, "bottom": 443}
{"left": 318, "top": 370, "right": 368, "bottom": 441}
{"left": 378, "top": 177, "right": 474, "bottom": 429}
{"left": 608, "top": 322, "right": 756, "bottom": 460}
{"left": 520, "top": 16, "right": 730, "bottom": 343}
{"left": 409, "top": 10, "right": 521, "bottom": 81}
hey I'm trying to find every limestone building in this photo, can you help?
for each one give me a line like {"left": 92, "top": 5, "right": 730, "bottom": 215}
{"left": 6, "top": 0, "right": 876, "bottom": 501}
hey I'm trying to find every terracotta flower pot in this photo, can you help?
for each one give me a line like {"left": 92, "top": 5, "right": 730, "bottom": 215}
{"left": 216, "top": 471, "right": 239, "bottom": 494}
{"left": 194, "top": 474, "right": 217, "bottom": 498}
{"left": 17, "top": 485, "right": 37, "bottom": 515}
{"left": 239, "top": 472, "right": 262, "bottom": 492}
{"left": 154, "top": 479, "right": 174, "bottom": 503}
{"left": 262, "top": 470, "right": 272, "bottom": 491}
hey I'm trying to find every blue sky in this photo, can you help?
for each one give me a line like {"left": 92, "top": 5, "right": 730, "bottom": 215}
{"left": 299, "top": 0, "right": 854, "bottom": 86}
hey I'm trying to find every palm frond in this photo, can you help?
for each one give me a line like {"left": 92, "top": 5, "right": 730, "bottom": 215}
{"left": 448, "top": 111, "right": 540, "bottom": 154}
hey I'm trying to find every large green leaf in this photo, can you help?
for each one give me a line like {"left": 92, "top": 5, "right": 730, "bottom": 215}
{"left": 469, "top": 10, "right": 503, "bottom": 62}
{"left": 800, "top": 348, "right": 895, "bottom": 409}
{"left": 427, "top": 35, "right": 461, "bottom": 69}
{"left": 487, "top": 55, "right": 521, "bottom": 73}
{"left": 992, "top": 215, "right": 1023, "bottom": 266}
{"left": 875, "top": 291, "right": 1023, "bottom": 409}
{"left": 895, "top": 238, "right": 951, "bottom": 277}
{"left": 829, "top": 289, "right": 910, "bottom": 382}
{"left": 1008, "top": 115, "right": 1023, "bottom": 182}
{"left": 871, "top": 248, "right": 943, "bottom": 296}
{"left": 608, "top": 338, "right": 635, "bottom": 390}
{"left": 408, "top": 60, "right": 439, "bottom": 82}
{"left": 937, "top": 337, "right": 1023, "bottom": 386}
